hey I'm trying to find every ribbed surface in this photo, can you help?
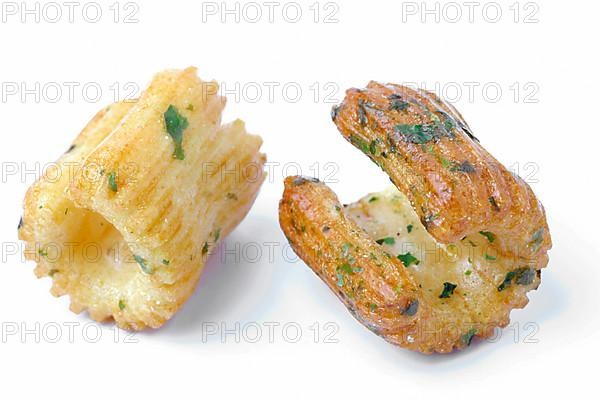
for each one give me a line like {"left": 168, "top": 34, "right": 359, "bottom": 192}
{"left": 333, "top": 82, "right": 551, "bottom": 257}
{"left": 19, "top": 68, "right": 266, "bottom": 329}
{"left": 280, "top": 82, "right": 551, "bottom": 353}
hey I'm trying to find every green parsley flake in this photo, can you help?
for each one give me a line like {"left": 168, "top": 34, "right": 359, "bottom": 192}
{"left": 107, "top": 171, "right": 118, "bottom": 192}
{"left": 450, "top": 160, "right": 476, "bottom": 174}
{"left": 498, "top": 271, "right": 515, "bottom": 291}
{"left": 118, "top": 300, "right": 126, "bottom": 310}
{"left": 395, "top": 124, "right": 434, "bottom": 144}
{"left": 439, "top": 282, "right": 457, "bottom": 298}
{"left": 349, "top": 135, "right": 370, "bottom": 154}
{"left": 389, "top": 99, "right": 410, "bottom": 111}
{"left": 401, "top": 299, "right": 419, "bottom": 316}
{"left": 336, "top": 262, "right": 361, "bottom": 287}
{"left": 530, "top": 227, "right": 544, "bottom": 252}
{"left": 462, "top": 328, "right": 476, "bottom": 346}
{"left": 515, "top": 267, "right": 536, "bottom": 285}
{"left": 336, "top": 272, "right": 345, "bottom": 287}
{"left": 341, "top": 243, "right": 351, "bottom": 256}
{"left": 164, "top": 105, "right": 189, "bottom": 160}
{"left": 497, "top": 267, "right": 536, "bottom": 291}
{"left": 439, "top": 156, "right": 452, "bottom": 169}
{"left": 134, "top": 254, "right": 153, "bottom": 274}
{"left": 489, "top": 196, "right": 500, "bottom": 211}
{"left": 338, "top": 263, "right": 353, "bottom": 275}
{"left": 397, "top": 252, "right": 419, "bottom": 267}
{"left": 407, "top": 224, "right": 413, "bottom": 233}
{"left": 375, "top": 237, "right": 395, "bottom": 245}
{"left": 369, "top": 140, "right": 378, "bottom": 155}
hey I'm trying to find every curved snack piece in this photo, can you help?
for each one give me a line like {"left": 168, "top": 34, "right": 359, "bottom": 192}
{"left": 279, "top": 82, "right": 551, "bottom": 353}
{"left": 19, "top": 67, "right": 266, "bottom": 329}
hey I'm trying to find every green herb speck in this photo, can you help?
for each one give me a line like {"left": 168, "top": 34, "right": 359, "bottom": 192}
{"left": 450, "top": 160, "right": 475, "bottom": 174}
{"left": 389, "top": 100, "right": 410, "bottom": 111}
{"left": 497, "top": 267, "right": 535, "bottom": 292}
{"left": 134, "top": 255, "right": 153, "bottom": 274}
{"left": 336, "top": 273, "right": 345, "bottom": 287}
{"left": 530, "top": 227, "right": 544, "bottom": 252}
{"left": 489, "top": 196, "right": 500, "bottom": 211}
{"left": 515, "top": 267, "right": 536, "bottom": 285}
{"left": 395, "top": 124, "right": 434, "bottom": 144}
{"left": 338, "top": 263, "right": 353, "bottom": 275}
{"left": 398, "top": 252, "right": 419, "bottom": 267}
{"left": 439, "top": 282, "right": 457, "bottom": 298}
{"left": 369, "top": 140, "right": 378, "bottom": 155}
{"left": 375, "top": 237, "right": 395, "bottom": 246}
{"left": 349, "top": 135, "right": 370, "bottom": 154}
{"left": 107, "top": 171, "right": 118, "bottom": 192}
{"left": 444, "top": 119, "right": 456, "bottom": 131}
{"left": 164, "top": 105, "right": 189, "bottom": 160}
{"left": 462, "top": 328, "right": 476, "bottom": 346}
{"left": 401, "top": 299, "right": 419, "bottom": 316}
{"left": 341, "top": 242, "right": 351, "bottom": 256}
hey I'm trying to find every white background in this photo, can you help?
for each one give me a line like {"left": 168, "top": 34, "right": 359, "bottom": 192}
{"left": 0, "top": 0, "right": 598, "bottom": 397}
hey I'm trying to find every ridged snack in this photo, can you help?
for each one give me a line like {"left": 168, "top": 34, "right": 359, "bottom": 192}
{"left": 19, "top": 67, "right": 266, "bottom": 329}
{"left": 279, "top": 82, "right": 551, "bottom": 353}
